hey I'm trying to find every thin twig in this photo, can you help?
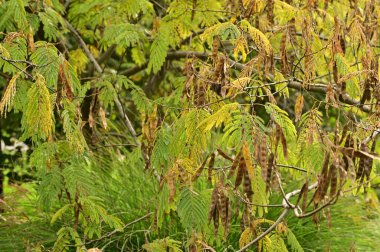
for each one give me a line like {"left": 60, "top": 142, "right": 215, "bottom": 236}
{"left": 64, "top": 18, "right": 140, "bottom": 148}
{"left": 276, "top": 163, "right": 307, "bottom": 173}
{"left": 64, "top": 18, "right": 103, "bottom": 74}
{"left": 114, "top": 95, "right": 139, "bottom": 146}
{"left": 85, "top": 212, "right": 153, "bottom": 244}
{"left": 236, "top": 208, "right": 290, "bottom": 252}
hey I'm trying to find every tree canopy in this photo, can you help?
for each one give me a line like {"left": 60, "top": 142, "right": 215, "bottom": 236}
{"left": 1, "top": 0, "right": 380, "bottom": 251}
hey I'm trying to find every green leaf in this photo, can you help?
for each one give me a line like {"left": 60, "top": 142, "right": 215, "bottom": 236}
{"left": 177, "top": 188, "right": 208, "bottom": 231}
{"left": 51, "top": 204, "right": 72, "bottom": 224}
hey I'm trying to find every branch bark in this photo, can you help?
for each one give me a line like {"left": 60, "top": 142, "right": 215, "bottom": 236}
{"left": 64, "top": 18, "right": 103, "bottom": 74}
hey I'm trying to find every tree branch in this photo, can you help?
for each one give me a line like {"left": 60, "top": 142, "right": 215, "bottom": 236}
{"left": 85, "top": 212, "right": 153, "bottom": 244}
{"left": 64, "top": 19, "right": 141, "bottom": 148}
{"left": 64, "top": 18, "right": 103, "bottom": 74}
{"left": 236, "top": 208, "right": 290, "bottom": 252}
{"left": 237, "top": 178, "right": 319, "bottom": 251}
{"left": 119, "top": 50, "right": 371, "bottom": 113}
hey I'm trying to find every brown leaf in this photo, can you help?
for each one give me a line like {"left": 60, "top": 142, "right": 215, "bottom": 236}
{"left": 98, "top": 107, "right": 107, "bottom": 130}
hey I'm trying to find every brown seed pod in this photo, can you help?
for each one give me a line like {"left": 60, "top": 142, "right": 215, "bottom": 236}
{"left": 256, "top": 135, "right": 268, "bottom": 179}
{"left": 208, "top": 186, "right": 219, "bottom": 224}
{"left": 364, "top": 142, "right": 376, "bottom": 181}
{"left": 280, "top": 33, "right": 290, "bottom": 75}
{"left": 217, "top": 148, "right": 233, "bottom": 162}
{"left": 211, "top": 36, "right": 220, "bottom": 62}
{"left": 267, "top": 0, "right": 274, "bottom": 25}
{"left": 167, "top": 173, "right": 176, "bottom": 203}
{"left": 243, "top": 169, "right": 253, "bottom": 199}
{"left": 192, "top": 155, "right": 209, "bottom": 182}
{"left": 218, "top": 188, "right": 227, "bottom": 232}
{"left": 225, "top": 197, "right": 232, "bottom": 237}
{"left": 208, "top": 153, "right": 215, "bottom": 182}
{"left": 301, "top": 180, "right": 309, "bottom": 212}
{"left": 266, "top": 153, "right": 274, "bottom": 191}
{"left": 213, "top": 205, "right": 219, "bottom": 237}
{"left": 235, "top": 156, "right": 246, "bottom": 188}
{"left": 214, "top": 55, "right": 225, "bottom": 82}
{"left": 313, "top": 152, "right": 330, "bottom": 204}
{"left": 356, "top": 144, "right": 368, "bottom": 181}
{"left": 228, "top": 151, "right": 241, "bottom": 179}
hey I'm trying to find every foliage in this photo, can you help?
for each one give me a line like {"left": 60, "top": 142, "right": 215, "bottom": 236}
{"left": 1, "top": 0, "right": 380, "bottom": 251}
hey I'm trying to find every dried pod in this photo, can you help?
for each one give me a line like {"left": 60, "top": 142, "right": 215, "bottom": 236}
{"left": 225, "top": 198, "right": 232, "bottom": 237}
{"left": 329, "top": 164, "right": 338, "bottom": 198}
{"left": 192, "top": 155, "right": 209, "bottom": 182}
{"left": 211, "top": 36, "right": 220, "bottom": 62}
{"left": 243, "top": 169, "right": 253, "bottom": 199}
{"left": 235, "top": 156, "right": 246, "bottom": 188}
{"left": 208, "top": 186, "right": 219, "bottom": 224}
{"left": 228, "top": 151, "right": 241, "bottom": 179}
{"left": 313, "top": 152, "right": 330, "bottom": 204}
{"left": 266, "top": 153, "right": 274, "bottom": 191}
{"left": 255, "top": 135, "right": 267, "bottom": 179}
{"left": 217, "top": 148, "right": 233, "bottom": 162}
{"left": 208, "top": 153, "right": 215, "bottom": 182}
{"left": 218, "top": 189, "right": 227, "bottom": 232}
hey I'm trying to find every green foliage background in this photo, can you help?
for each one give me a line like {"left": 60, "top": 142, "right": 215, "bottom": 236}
{"left": 0, "top": 0, "right": 380, "bottom": 251}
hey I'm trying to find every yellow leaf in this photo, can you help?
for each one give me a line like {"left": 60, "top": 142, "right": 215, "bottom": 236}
{"left": 0, "top": 72, "right": 21, "bottom": 117}
{"left": 99, "top": 107, "right": 107, "bottom": 130}
{"left": 69, "top": 49, "right": 89, "bottom": 74}
{"left": 242, "top": 141, "right": 254, "bottom": 181}
{"left": 294, "top": 95, "right": 304, "bottom": 122}
{"left": 240, "top": 20, "right": 272, "bottom": 56}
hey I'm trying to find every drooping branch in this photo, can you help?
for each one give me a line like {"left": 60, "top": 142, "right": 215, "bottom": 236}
{"left": 64, "top": 19, "right": 140, "bottom": 146}
{"left": 85, "top": 212, "right": 153, "bottom": 244}
{"left": 236, "top": 208, "right": 290, "bottom": 252}
{"left": 64, "top": 18, "right": 103, "bottom": 74}
{"left": 120, "top": 50, "right": 371, "bottom": 113}
{"left": 237, "top": 178, "right": 319, "bottom": 251}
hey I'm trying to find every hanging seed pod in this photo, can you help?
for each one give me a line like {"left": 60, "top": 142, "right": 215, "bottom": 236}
{"left": 225, "top": 198, "right": 232, "bottom": 237}
{"left": 167, "top": 173, "right": 176, "bottom": 202}
{"left": 208, "top": 153, "right": 215, "bottom": 182}
{"left": 280, "top": 33, "right": 290, "bottom": 75}
{"left": 228, "top": 151, "right": 241, "bottom": 179}
{"left": 301, "top": 180, "right": 309, "bottom": 212}
{"left": 329, "top": 164, "right": 338, "bottom": 198}
{"left": 257, "top": 135, "right": 268, "bottom": 180}
{"left": 356, "top": 144, "right": 368, "bottom": 182}
{"left": 235, "top": 156, "right": 246, "bottom": 188}
{"left": 364, "top": 142, "right": 376, "bottom": 181}
{"left": 211, "top": 36, "right": 220, "bottom": 63}
{"left": 192, "top": 155, "right": 209, "bottom": 182}
{"left": 218, "top": 188, "right": 227, "bottom": 233}
{"left": 243, "top": 169, "right": 253, "bottom": 199}
{"left": 208, "top": 186, "right": 219, "bottom": 224}
{"left": 313, "top": 152, "right": 330, "bottom": 204}
{"left": 266, "top": 153, "right": 274, "bottom": 191}
{"left": 217, "top": 148, "right": 233, "bottom": 162}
